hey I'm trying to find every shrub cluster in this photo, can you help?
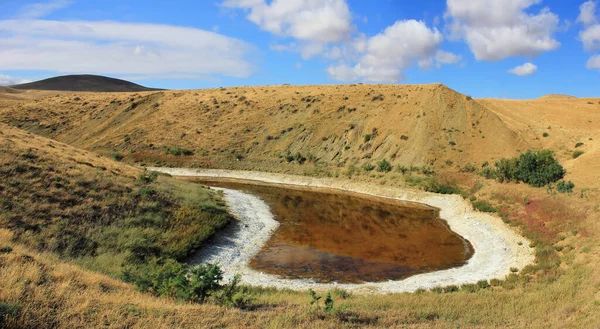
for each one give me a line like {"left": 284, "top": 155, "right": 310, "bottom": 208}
{"left": 480, "top": 150, "right": 565, "bottom": 187}
{"left": 123, "top": 259, "right": 252, "bottom": 307}
{"left": 167, "top": 146, "right": 193, "bottom": 156}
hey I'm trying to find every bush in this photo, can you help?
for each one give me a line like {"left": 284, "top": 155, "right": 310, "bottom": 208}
{"left": 294, "top": 152, "right": 307, "bottom": 164}
{"left": 472, "top": 200, "right": 497, "bottom": 213}
{"left": 476, "top": 280, "right": 490, "bottom": 289}
{"left": 573, "top": 150, "right": 584, "bottom": 159}
{"left": 138, "top": 169, "right": 158, "bottom": 184}
{"left": 364, "top": 163, "right": 374, "bottom": 172}
{"left": 123, "top": 260, "right": 250, "bottom": 306}
{"left": 542, "top": 132, "right": 549, "bottom": 137}
{"left": 167, "top": 146, "right": 193, "bottom": 156}
{"left": 481, "top": 150, "right": 565, "bottom": 187}
{"left": 364, "top": 134, "right": 372, "bottom": 142}
{"left": 377, "top": 159, "right": 392, "bottom": 172}
{"left": 459, "top": 163, "right": 477, "bottom": 173}
{"left": 0, "top": 246, "right": 13, "bottom": 254}
{"left": 556, "top": 180, "right": 575, "bottom": 193}
{"left": 0, "top": 303, "right": 20, "bottom": 326}
{"left": 112, "top": 153, "right": 124, "bottom": 161}
{"left": 575, "top": 142, "right": 584, "bottom": 148}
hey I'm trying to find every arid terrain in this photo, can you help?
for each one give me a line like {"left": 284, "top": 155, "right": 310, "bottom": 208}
{"left": 1, "top": 83, "right": 599, "bottom": 328}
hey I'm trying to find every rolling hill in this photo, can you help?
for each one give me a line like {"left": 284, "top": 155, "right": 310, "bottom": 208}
{"left": 10, "top": 74, "right": 163, "bottom": 92}
{"left": 0, "top": 83, "right": 531, "bottom": 175}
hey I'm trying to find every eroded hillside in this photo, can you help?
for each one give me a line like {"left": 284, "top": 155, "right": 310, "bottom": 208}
{"left": 0, "top": 84, "right": 526, "bottom": 174}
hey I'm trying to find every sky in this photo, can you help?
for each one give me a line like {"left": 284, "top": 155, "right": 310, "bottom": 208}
{"left": 0, "top": 0, "right": 599, "bottom": 99}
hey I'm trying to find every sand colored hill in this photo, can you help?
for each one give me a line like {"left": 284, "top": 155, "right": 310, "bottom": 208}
{"left": 0, "top": 83, "right": 527, "bottom": 173}
{"left": 478, "top": 97, "right": 600, "bottom": 187}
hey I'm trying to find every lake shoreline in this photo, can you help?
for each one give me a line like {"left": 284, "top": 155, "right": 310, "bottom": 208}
{"left": 150, "top": 167, "right": 535, "bottom": 294}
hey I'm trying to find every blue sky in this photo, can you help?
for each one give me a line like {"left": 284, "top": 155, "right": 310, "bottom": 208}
{"left": 0, "top": 0, "right": 599, "bottom": 98}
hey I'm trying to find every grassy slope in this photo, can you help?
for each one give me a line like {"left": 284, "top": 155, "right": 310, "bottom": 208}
{"left": 0, "top": 123, "right": 232, "bottom": 276}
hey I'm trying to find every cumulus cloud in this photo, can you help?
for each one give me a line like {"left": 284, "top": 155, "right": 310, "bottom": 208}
{"left": 222, "top": 0, "right": 352, "bottom": 59}
{"left": 578, "top": 1, "right": 600, "bottom": 71}
{"left": 327, "top": 20, "right": 444, "bottom": 82}
{"left": 578, "top": 0, "right": 598, "bottom": 26}
{"left": 508, "top": 62, "right": 538, "bottom": 76}
{"left": 222, "top": 0, "right": 352, "bottom": 42}
{"left": 587, "top": 54, "right": 600, "bottom": 70}
{"left": 578, "top": 1, "right": 600, "bottom": 51}
{"left": 445, "top": 0, "right": 560, "bottom": 61}
{"left": 0, "top": 74, "right": 31, "bottom": 86}
{"left": 0, "top": 19, "right": 257, "bottom": 79}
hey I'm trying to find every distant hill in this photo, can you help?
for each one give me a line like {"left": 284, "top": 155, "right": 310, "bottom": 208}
{"left": 10, "top": 74, "right": 163, "bottom": 92}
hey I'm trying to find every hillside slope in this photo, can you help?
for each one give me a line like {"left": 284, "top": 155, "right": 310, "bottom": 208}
{"left": 479, "top": 97, "right": 600, "bottom": 187}
{"left": 10, "top": 74, "right": 162, "bottom": 92}
{"left": 0, "top": 123, "right": 232, "bottom": 274}
{"left": 0, "top": 84, "right": 526, "bottom": 173}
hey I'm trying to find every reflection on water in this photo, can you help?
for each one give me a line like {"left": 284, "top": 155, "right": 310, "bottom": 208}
{"left": 196, "top": 179, "right": 473, "bottom": 283}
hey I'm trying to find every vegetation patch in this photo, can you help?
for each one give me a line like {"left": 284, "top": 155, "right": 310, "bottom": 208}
{"left": 479, "top": 150, "right": 565, "bottom": 187}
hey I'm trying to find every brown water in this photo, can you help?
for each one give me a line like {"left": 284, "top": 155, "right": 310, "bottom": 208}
{"left": 195, "top": 179, "right": 473, "bottom": 283}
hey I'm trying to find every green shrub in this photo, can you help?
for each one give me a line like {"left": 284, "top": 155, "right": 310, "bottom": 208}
{"left": 377, "top": 159, "right": 392, "bottom": 172}
{"left": 443, "top": 285, "right": 459, "bottom": 293}
{"left": 0, "top": 302, "right": 20, "bottom": 326}
{"left": 575, "top": 142, "right": 584, "bottom": 148}
{"left": 556, "top": 180, "right": 575, "bottom": 193}
{"left": 482, "top": 150, "right": 565, "bottom": 187}
{"left": 123, "top": 260, "right": 249, "bottom": 306}
{"left": 542, "top": 132, "right": 549, "bottom": 137}
{"left": 424, "top": 180, "right": 463, "bottom": 195}
{"left": 112, "top": 153, "right": 124, "bottom": 161}
{"left": 138, "top": 169, "right": 158, "bottom": 184}
{"left": 364, "top": 134, "right": 372, "bottom": 142}
{"left": 459, "top": 163, "right": 477, "bottom": 173}
{"left": 364, "top": 163, "right": 374, "bottom": 172}
{"left": 0, "top": 246, "right": 12, "bottom": 254}
{"left": 472, "top": 200, "right": 497, "bottom": 213}
{"left": 294, "top": 152, "right": 307, "bottom": 164}
{"left": 476, "top": 280, "right": 490, "bottom": 289}
{"left": 573, "top": 150, "right": 584, "bottom": 159}
{"left": 167, "top": 146, "right": 193, "bottom": 156}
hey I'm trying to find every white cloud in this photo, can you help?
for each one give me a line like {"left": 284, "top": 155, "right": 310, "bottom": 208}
{"left": 578, "top": 1, "right": 600, "bottom": 71}
{"left": 578, "top": 1, "right": 598, "bottom": 26}
{"left": 17, "top": 0, "right": 72, "bottom": 19}
{"left": 508, "top": 62, "right": 538, "bottom": 76}
{"left": 327, "top": 20, "right": 444, "bottom": 82}
{"left": 0, "top": 74, "right": 31, "bottom": 86}
{"left": 0, "top": 19, "right": 257, "bottom": 79}
{"left": 578, "top": 1, "right": 600, "bottom": 51}
{"left": 223, "top": 0, "right": 353, "bottom": 59}
{"left": 445, "top": 0, "right": 560, "bottom": 61}
{"left": 222, "top": 0, "right": 352, "bottom": 42}
{"left": 587, "top": 54, "right": 600, "bottom": 70}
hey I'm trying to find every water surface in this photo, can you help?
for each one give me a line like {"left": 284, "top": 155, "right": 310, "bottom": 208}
{"left": 196, "top": 179, "right": 472, "bottom": 283}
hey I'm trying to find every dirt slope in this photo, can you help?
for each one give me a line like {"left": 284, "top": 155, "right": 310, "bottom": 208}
{"left": 10, "top": 74, "right": 163, "bottom": 92}
{"left": 0, "top": 83, "right": 525, "bottom": 172}
{"left": 479, "top": 97, "right": 600, "bottom": 187}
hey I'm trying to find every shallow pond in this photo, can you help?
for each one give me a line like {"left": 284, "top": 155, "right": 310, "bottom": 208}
{"left": 196, "top": 179, "right": 473, "bottom": 284}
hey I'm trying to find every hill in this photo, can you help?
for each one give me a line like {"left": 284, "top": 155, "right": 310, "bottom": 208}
{"left": 0, "top": 83, "right": 528, "bottom": 175}
{"left": 10, "top": 74, "right": 163, "bottom": 92}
